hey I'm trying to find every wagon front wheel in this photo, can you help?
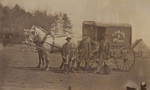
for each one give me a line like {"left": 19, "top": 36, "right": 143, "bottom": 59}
{"left": 115, "top": 46, "right": 135, "bottom": 72}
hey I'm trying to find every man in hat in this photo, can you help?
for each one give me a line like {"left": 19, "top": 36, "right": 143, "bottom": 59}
{"left": 77, "top": 35, "right": 91, "bottom": 73}
{"left": 61, "top": 37, "right": 73, "bottom": 74}
{"left": 94, "top": 33, "right": 111, "bottom": 74}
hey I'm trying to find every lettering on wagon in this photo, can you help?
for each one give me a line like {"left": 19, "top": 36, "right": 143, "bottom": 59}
{"left": 112, "top": 30, "right": 125, "bottom": 43}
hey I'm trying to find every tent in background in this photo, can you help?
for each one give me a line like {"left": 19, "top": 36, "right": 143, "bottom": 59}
{"left": 132, "top": 39, "right": 150, "bottom": 58}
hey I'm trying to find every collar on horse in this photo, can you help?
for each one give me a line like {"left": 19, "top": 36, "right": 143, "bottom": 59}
{"left": 39, "top": 33, "right": 49, "bottom": 45}
{"left": 38, "top": 33, "right": 61, "bottom": 53}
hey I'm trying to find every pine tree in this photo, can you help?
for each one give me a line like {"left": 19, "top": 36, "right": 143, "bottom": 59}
{"left": 62, "top": 13, "right": 72, "bottom": 34}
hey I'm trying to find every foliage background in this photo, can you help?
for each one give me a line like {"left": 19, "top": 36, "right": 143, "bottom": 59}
{"left": 0, "top": 4, "right": 72, "bottom": 43}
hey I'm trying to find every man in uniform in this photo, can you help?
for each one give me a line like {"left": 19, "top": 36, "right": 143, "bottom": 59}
{"left": 62, "top": 37, "right": 73, "bottom": 74}
{"left": 94, "top": 33, "right": 111, "bottom": 74}
{"left": 77, "top": 35, "right": 91, "bottom": 73}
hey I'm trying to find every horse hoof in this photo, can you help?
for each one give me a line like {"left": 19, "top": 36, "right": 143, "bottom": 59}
{"left": 40, "top": 68, "right": 45, "bottom": 71}
{"left": 37, "top": 65, "right": 40, "bottom": 68}
{"left": 84, "top": 71, "right": 87, "bottom": 74}
{"left": 45, "top": 68, "right": 49, "bottom": 71}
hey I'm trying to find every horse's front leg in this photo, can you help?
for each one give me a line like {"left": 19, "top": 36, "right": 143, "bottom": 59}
{"left": 43, "top": 51, "right": 50, "bottom": 71}
{"left": 41, "top": 51, "right": 45, "bottom": 66}
{"left": 37, "top": 50, "right": 42, "bottom": 68}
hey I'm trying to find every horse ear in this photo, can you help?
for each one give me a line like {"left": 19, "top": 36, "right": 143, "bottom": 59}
{"left": 32, "top": 25, "right": 36, "bottom": 30}
{"left": 32, "top": 25, "right": 35, "bottom": 28}
{"left": 24, "top": 29, "right": 29, "bottom": 32}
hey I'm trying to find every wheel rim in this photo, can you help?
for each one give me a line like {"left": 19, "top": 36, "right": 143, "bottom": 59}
{"left": 116, "top": 46, "right": 135, "bottom": 71}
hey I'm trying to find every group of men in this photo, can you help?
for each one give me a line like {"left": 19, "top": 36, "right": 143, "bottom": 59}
{"left": 61, "top": 33, "right": 111, "bottom": 74}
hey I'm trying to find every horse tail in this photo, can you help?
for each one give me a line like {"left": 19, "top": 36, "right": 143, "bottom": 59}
{"left": 70, "top": 37, "right": 79, "bottom": 60}
{"left": 70, "top": 38, "right": 78, "bottom": 49}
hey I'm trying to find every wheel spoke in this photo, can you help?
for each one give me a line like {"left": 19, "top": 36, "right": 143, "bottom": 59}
{"left": 117, "top": 59, "right": 124, "bottom": 70}
{"left": 126, "top": 61, "right": 132, "bottom": 69}
{"left": 125, "top": 62, "right": 130, "bottom": 70}
{"left": 126, "top": 62, "right": 130, "bottom": 69}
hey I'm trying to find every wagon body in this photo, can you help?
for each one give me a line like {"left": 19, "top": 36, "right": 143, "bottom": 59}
{"left": 83, "top": 21, "right": 132, "bottom": 46}
{"left": 82, "top": 21, "right": 135, "bottom": 71}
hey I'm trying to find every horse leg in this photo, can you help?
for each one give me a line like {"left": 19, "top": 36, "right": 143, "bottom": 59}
{"left": 70, "top": 59, "right": 76, "bottom": 72}
{"left": 41, "top": 51, "right": 45, "bottom": 66}
{"left": 37, "top": 50, "right": 42, "bottom": 68}
{"left": 59, "top": 57, "right": 65, "bottom": 69}
{"left": 43, "top": 51, "right": 50, "bottom": 71}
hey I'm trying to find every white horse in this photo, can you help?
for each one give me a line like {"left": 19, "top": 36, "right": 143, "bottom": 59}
{"left": 24, "top": 26, "right": 79, "bottom": 71}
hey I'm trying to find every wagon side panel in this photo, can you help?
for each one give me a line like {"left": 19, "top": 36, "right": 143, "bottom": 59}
{"left": 105, "top": 26, "right": 132, "bottom": 46}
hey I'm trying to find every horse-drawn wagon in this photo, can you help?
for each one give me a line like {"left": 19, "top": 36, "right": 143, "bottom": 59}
{"left": 82, "top": 21, "right": 135, "bottom": 72}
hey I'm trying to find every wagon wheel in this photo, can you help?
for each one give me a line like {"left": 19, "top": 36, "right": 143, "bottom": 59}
{"left": 79, "top": 51, "right": 99, "bottom": 70}
{"left": 87, "top": 50, "right": 99, "bottom": 69}
{"left": 115, "top": 46, "right": 135, "bottom": 72}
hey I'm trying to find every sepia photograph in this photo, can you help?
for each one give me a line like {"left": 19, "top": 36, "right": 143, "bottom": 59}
{"left": 0, "top": 0, "right": 149, "bottom": 90}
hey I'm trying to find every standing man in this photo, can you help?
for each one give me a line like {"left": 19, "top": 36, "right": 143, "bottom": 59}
{"left": 77, "top": 35, "right": 91, "bottom": 73}
{"left": 94, "top": 33, "right": 111, "bottom": 74}
{"left": 62, "top": 37, "right": 73, "bottom": 74}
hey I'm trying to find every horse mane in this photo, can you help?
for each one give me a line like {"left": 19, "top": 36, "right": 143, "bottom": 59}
{"left": 34, "top": 26, "right": 56, "bottom": 40}
{"left": 35, "top": 26, "right": 48, "bottom": 33}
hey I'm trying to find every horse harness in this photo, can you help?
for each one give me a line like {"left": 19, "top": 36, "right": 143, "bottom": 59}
{"left": 38, "top": 33, "right": 61, "bottom": 53}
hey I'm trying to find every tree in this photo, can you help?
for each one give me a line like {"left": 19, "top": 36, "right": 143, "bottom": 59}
{"left": 32, "top": 10, "right": 53, "bottom": 31}
{"left": 51, "top": 12, "right": 72, "bottom": 35}
{"left": 0, "top": 3, "right": 73, "bottom": 42}
{"left": 62, "top": 13, "right": 72, "bottom": 33}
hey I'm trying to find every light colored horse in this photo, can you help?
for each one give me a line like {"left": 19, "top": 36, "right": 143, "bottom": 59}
{"left": 24, "top": 26, "right": 79, "bottom": 71}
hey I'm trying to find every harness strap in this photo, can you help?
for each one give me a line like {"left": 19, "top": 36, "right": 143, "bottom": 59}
{"left": 51, "top": 40, "right": 54, "bottom": 53}
{"left": 44, "top": 42, "right": 62, "bottom": 49}
{"left": 36, "top": 32, "right": 62, "bottom": 53}
{"left": 40, "top": 33, "right": 49, "bottom": 44}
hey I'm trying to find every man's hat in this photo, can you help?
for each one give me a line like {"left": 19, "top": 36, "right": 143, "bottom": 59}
{"left": 66, "top": 37, "right": 71, "bottom": 40}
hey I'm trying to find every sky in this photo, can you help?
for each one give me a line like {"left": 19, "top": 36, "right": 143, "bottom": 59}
{"left": 1, "top": 0, "right": 150, "bottom": 46}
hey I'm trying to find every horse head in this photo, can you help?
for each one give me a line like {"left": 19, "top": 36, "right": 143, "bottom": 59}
{"left": 28, "top": 26, "right": 39, "bottom": 43}
{"left": 24, "top": 26, "right": 39, "bottom": 44}
{"left": 24, "top": 29, "right": 30, "bottom": 44}
{"left": 26, "top": 25, "right": 50, "bottom": 45}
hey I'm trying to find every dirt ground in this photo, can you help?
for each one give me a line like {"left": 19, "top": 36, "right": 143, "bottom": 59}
{"left": 0, "top": 43, "right": 150, "bottom": 90}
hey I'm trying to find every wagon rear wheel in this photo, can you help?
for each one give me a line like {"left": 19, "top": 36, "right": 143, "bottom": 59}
{"left": 88, "top": 51, "right": 99, "bottom": 68}
{"left": 115, "top": 46, "right": 135, "bottom": 72}
{"left": 79, "top": 51, "right": 99, "bottom": 70}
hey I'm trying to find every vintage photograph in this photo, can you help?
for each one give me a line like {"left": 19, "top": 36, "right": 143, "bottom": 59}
{"left": 0, "top": 0, "right": 149, "bottom": 90}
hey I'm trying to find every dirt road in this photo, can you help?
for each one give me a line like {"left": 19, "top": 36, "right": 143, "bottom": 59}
{"left": 0, "top": 44, "right": 150, "bottom": 90}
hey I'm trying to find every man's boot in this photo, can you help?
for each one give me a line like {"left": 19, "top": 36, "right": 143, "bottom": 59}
{"left": 94, "top": 66, "right": 101, "bottom": 74}
{"left": 64, "top": 64, "right": 67, "bottom": 74}
{"left": 67, "top": 65, "right": 70, "bottom": 74}
{"left": 59, "top": 60, "right": 65, "bottom": 69}
{"left": 76, "top": 62, "right": 80, "bottom": 73}
{"left": 84, "top": 62, "right": 88, "bottom": 74}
